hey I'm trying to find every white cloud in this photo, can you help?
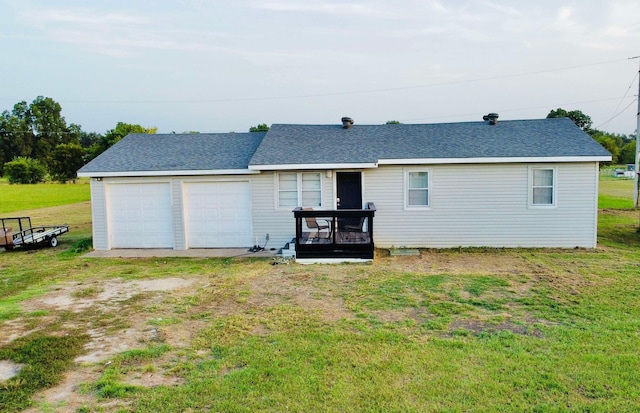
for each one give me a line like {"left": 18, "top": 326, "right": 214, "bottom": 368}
{"left": 251, "top": 0, "right": 396, "bottom": 18}
{"left": 9, "top": 4, "right": 250, "bottom": 58}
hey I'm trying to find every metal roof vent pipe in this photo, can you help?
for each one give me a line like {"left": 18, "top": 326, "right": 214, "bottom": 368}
{"left": 483, "top": 113, "right": 499, "bottom": 125}
{"left": 341, "top": 117, "right": 354, "bottom": 129}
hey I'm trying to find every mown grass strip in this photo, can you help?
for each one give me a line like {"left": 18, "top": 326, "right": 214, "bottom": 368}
{"left": 0, "top": 180, "right": 90, "bottom": 214}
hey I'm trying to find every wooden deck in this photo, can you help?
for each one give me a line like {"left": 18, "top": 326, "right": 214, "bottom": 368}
{"left": 293, "top": 204, "right": 376, "bottom": 260}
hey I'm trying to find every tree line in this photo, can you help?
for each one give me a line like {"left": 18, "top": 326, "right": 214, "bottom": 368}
{"left": 0, "top": 96, "right": 156, "bottom": 183}
{"left": 546, "top": 108, "right": 636, "bottom": 165}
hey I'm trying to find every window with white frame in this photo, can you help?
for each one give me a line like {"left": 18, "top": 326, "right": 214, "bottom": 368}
{"left": 531, "top": 168, "right": 555, "bottom": 206}
{"left": 406, "top": 170, "right": 430, "bottom": 207}
{"left": 278, "top": 172, "right": 322, "bottom": 208}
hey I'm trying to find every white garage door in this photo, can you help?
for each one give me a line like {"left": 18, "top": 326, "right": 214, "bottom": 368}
{"left": 184, "top": 182, "right": 253, "bottom": 248}
{"left": 107, "top": 183, "right": 174, "bottom": 248}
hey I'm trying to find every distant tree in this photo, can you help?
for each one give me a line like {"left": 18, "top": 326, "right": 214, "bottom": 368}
{"left": 385, "top": 120, "right": 402, "bottom": 125}
{"left": 546, "top": 108, "right": 592, "bottom": 131}
{"left": 0, "top": 96, "right": 71, "bottom": 174}
{"left": 64, "top": 123, "right": 83, "bottom": 145}
{"left": 4, "top": 156, "right": 46, "bottom": 184}
{"left": 50, "top": 143, "right": 85, "bottom": 183}
{"left": 620, "top": 141, "right": 637, "bottom": 165}
{"left": 79, "top": 131, "right": 102, "bottom": 149}
{"left": 0, "top": 101, "right": 34, "bottom": 174}
{"left": 593, "top": 135, "right": 619, "bottom": 164}
{"left": 249, "top": 123, "right": 269, "bottom": 132}
{"left": 29, "top": 96, "right": 68, "bottom": 167}
{"left": 87, "top": 122, "right": 157, "bottom": 160}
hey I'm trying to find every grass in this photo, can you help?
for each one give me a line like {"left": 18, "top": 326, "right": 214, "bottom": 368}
{"left": 0, "top": 178, "right": 90, "bottom": 214}
{"left": 0, "top": 333, "right": 89, "bottom": 411}
{"left": 0, "top": 178, "right": 639, "bottom": 412}
{"left": 599, "top": 175, "right": 637, "bottom": 209}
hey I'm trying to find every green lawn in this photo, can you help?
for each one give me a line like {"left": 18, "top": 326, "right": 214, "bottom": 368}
{"left": 0, "top": 178, "right": 639, "bottom": 412}
{"left": 0, "top": 178, "right": 91, "bottom": 214}
{"left": 599, "top": 176, "right": 637, "bottom": 209}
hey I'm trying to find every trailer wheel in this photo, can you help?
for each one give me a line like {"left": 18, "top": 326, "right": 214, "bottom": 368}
{"left": 49, "top": 236, "right": 58, "bottom": 248}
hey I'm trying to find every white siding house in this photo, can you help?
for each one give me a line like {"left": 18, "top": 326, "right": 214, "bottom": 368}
{"left": 78, "top": 117, "right": 611, "bottom": 253}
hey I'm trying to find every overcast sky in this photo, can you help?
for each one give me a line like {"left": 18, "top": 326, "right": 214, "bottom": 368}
{"left": 1, "top": 0, "right": 639, "bottom": 135}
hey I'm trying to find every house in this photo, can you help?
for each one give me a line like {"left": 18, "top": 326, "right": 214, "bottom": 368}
{"left": 78, "top": 116, "right": 611, "bottom": 260}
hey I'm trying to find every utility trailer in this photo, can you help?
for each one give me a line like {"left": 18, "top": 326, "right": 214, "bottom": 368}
{"left": 0, "top": 217, "right": 69, "bottom": 250}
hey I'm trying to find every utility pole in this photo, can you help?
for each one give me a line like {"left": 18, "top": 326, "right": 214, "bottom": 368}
{"left": 634, "top": 56, "right": 640, "bottom": 208}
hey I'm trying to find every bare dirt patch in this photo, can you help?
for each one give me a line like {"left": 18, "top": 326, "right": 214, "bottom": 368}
{"left": 1, "top": 276, "right": 200, "bottom": 411}
{"left": 0, "top": 359, "right": 24, "bottom": 381}
{"left": 249, "top": 270, "right": 355, "bottom": 322}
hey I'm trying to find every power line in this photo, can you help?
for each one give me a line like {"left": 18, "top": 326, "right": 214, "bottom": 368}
{"left": 392, "top": 95, "right": 637, "bottom": 125}
{"left": 595, "top": 99, "right": 638, "bottom": 131}
{"left": 0, "top": 57, "right": 630, "bottom": 105}
{"left": 599, "top": 71, "right": 639, "bottom": 130}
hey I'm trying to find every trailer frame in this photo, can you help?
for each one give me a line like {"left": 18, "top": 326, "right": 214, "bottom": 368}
{"left": 1, "top": 217, "right": 69, "bottom": 250}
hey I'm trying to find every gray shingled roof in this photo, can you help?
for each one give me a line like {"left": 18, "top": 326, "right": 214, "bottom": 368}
{"left": 249, "top": 118, "right": 611, "bottom": 166}
{"left": 78, "top": 118, "right": 611, "bottom": 175}
{"left": 78, "top": 132, "right": 266, "bottom": 174}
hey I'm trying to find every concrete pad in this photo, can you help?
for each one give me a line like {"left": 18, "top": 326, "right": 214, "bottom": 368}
{"left": 84, "top": 248, "right": 278, "bottom": 258}
{"left": 389, "top": 248, "right": 420, "bottom": 256}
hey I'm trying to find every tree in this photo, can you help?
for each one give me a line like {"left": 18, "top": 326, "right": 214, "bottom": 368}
{"left": 385, "top": 120, "right": 402, "bottom": 125}
{"left": 87, "top": 122, "right": 157, "bottom": 160}
{"left": 593, "top": 135, "right": 619, "bottom": 164}
{"left": 546, "top": 108, "right": 593, "bottom": 131}
{"left": 78, "top": 131, "right": 102, "bottom": 149}
{"left": 4, "top": 156, "right": 46, "bottom": 184}
{"left": 620, "top": 141, "right": 637, "bottom": 165}
{"left": 64, "top": 123, "right": 83, "bottom": 145}
{"left": 50, "top": 143, "right": 85, "bottom": 183}
{"left": 29, "top": 96, "right": 68, "bottom": 167}
{"left": 249, "top": 123, "right": 269, "bottom": 132}
{"left": 0, "top": 101, "right": 34, "bottom": 174}
{"left": 0, "top": 97, "right": 71, "bottom": 174}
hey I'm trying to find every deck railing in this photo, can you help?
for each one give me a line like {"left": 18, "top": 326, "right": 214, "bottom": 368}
{"left": 293, "top": 202, "right": 376, "bottom": 260}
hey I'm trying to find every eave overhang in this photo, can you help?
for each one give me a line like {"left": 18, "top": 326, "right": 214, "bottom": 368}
{"left": 377, "top": 156, "right": 612, "bottom": 165}
{"left": 77, "top": 169, "right": 260, "bottom": 178}
{"left": 248, "top": 163, "right": 378, "bottom": 171}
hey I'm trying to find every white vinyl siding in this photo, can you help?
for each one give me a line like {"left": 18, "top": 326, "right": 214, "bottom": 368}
{"left": 406, "top": 169, "right": 430, "bottom": 208}
{"left": 277, "top": 172, "right": 322, "bottom": 208}
{"left": 251, "top": 171, "right": 334, "bottom": 248}
{"left": 364, "top": 163, "right": 599, "bottom": 248}
{"left": 89, "top": 179, "right": 108, "bottom": 250}
{"left": 530, "top": 168, "right": 556, "bottom": 207}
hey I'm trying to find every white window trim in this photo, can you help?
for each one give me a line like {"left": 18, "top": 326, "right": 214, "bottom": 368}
{"left": 528, "top": 166, "right": 557, "bottom": 208}
{"left": 276, "top": 171, "right": 323, "bottom": 209}
{"left": 404, "top": 168, "right": 431, "bottom": 210}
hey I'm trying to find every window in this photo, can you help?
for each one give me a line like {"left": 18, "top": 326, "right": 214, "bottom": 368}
{"left": 406, "top": 170, "right": 430, "bottom": 208}
{"left": 531, "top": 168, "right": 555, "bottom": 206}
{"left": 278, "top": 172, "right": 322, "bottom": 208}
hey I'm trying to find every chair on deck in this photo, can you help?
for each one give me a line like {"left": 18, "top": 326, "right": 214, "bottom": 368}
{"left": 303, "top": 208, "right": 331, "bottom": 239}
{"left": 344, "top": 217, "right": 366, "bottom": 242}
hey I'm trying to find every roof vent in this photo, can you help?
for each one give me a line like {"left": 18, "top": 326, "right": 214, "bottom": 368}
{"left": 483, "top": 113, "right": 499, "bottom": 125}
{"left": 341, "top": 117, "right": 354, "bottom": 129}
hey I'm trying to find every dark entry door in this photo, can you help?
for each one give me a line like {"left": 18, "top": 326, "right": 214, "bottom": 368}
{"left": 336, "top": 172, "right": 362, "bottom": 209}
